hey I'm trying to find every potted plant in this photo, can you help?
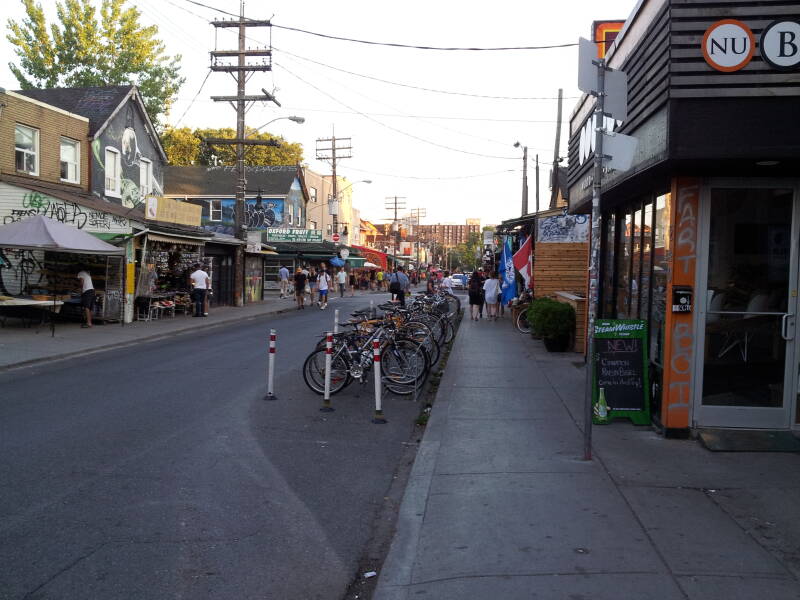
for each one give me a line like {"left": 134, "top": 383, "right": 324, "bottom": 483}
{"left": 536, "top": 300, "right": 575, "bottom": 352}
{"left": 528, "top": 297, "right": 559, "bottom": 340}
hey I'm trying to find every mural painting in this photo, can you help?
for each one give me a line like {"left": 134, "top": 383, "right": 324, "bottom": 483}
{"left": 538, "top": 214, "right": 589, "bottom": 243}
{"left": 201, "top": 197, "right": 286, "bottom": 235}
{"left": 92, "top": 100, "right": 165, "bottom": 208}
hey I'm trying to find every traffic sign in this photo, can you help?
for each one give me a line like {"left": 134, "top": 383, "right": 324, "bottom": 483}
{"left": 332, "top": 233, "right": 340, "bottom": 243}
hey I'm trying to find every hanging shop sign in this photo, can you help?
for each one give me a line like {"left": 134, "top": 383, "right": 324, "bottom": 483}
{"left": 145, "top": 196, "right": 202, "bottom": 227}
{"left": 760, "top": 19, "right": 800, "bottom": 71}
{"left": 591, "top": 319, "right": 650, "bottom": 425}
{"left": 702, "top": 19, "right": 755, "bottom": 72}
{"left": 265, "top": 228, "right": 323, "bottom": 243}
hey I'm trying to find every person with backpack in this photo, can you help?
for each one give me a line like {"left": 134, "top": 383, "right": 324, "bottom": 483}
{"left": 468, "top": 271, "right": 484, "bottom": 320}
{"left": 388, "top": 266, "right": 410, "bottom": 306}
{"left": 317, "top": 266, "right": 332, "bottom": 309}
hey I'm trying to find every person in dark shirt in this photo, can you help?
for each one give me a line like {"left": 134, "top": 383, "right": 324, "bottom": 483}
{"left": 293, "top": 268, "right": 308, "bottom": 310}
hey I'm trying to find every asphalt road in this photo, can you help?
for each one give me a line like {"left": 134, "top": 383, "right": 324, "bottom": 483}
{"left": 0, "top": 292, "right": 423, "bottom": 600}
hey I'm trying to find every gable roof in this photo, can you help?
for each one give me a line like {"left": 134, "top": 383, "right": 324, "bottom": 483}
{"left": 164, "top": 166, "right": 301, "bottom": 197}
{"left": 16, "top": 85, "right": 133, "bottom": 135}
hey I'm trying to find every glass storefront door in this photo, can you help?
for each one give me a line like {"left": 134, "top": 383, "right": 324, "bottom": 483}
{"left": 697, "top": 184, "right": 798, "bottom": 429}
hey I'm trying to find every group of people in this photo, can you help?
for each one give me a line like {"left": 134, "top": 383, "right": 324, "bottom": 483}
{"left": 467, "top": 271, "right": 504, "bottom": 321}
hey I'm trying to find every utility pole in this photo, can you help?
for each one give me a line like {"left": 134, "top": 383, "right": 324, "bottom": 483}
{"left": 316, "top": 134, "right": 352, "bottom": 242}
{"left": 207, "top": 2, "right": 273, "bottom": 306}
{"left": 535, "top": 154, "right": 540, "bottom": 213}
{"left": 550, "top": 88, "right": 563, "bottom": 210}
{"left": 410, "top": 207, "right": 427, "bottom": 270}
{"left": 522, "top": 146, "right": 529, "bottom": 215}
{"left": 384, "top": 196, "right": 407, "bottom": 258}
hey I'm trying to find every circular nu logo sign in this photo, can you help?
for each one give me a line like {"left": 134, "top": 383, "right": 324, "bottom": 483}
{"left": 761, "top": 19, "right": 800, "bottom": 70}
{"left": 702, "top": 19, "right": 755, "bottom": 72}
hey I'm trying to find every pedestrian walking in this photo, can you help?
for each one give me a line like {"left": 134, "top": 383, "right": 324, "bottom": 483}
{"left": 369, "top": 269, "right": 376, "bottom": 290}
{"left": 76, "top": 264, "right": 95, "bottom": 328}
{"left": 483, "top": 271, "right": 500, "bottom": 320}
{"left": 389, "top": 266, "right": 410, "bottom": 307}
{"left": 278, "top": 264, "right": 290, "bottom": 298}
{"left": 441, "top": 271, "right": 454, "bottom": 295}
{"left": 467, "top": 271, "right": 484, "bottom": 320}
{"left": 376, "top": 269, "right": 384, "bottom": 291}
{"left": 336, "top": 267, "right": 347, "bottom": 298}
{"left": 189, "top": 263, "right": 211, "bottom": 317}
{"left": 308, "top": 267, "right": 318, "bottom": 303}
{"left": 293, "top": 267, "right": 308, "bottom": 309}
{"left": 349, "top": 271, "right": 357, "bottom": 297}
{"left": 317, "top": 267, "right": 332, "bottom": 309}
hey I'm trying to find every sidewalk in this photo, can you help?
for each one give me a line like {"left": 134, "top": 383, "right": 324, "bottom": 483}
{"left": 374, "top": 314, "right": 800, "bottom": 599}
{"left": 0, "top": 293, "right": 300, "bottom": 370}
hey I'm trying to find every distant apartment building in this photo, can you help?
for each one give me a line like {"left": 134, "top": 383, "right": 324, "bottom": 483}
{"left": 416, "top": 220, "right": 481, "bottom": 248}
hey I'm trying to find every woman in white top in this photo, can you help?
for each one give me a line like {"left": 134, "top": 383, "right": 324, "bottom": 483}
{"left": 482, "top": 272, "right": 500, "bottom": 320}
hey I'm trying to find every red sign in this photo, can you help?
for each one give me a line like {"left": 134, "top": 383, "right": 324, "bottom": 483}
{"left": 332, "top": 233, "right": 340, "bottom": 242}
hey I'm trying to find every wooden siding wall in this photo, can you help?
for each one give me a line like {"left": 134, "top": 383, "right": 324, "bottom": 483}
{"left": 533, "top": 241, "right": 589, "bottom": 300}
{"left": 670, "top": 0, "right": 800, "bottom": 98}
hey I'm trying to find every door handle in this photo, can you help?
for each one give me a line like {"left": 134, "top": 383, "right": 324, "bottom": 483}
{"left": 781, "top": 313, "right": 794, "bottom": 341}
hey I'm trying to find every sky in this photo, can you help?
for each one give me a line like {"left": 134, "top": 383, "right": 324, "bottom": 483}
{"left": 0, "top": 0, "right": 638, "bottom": 228}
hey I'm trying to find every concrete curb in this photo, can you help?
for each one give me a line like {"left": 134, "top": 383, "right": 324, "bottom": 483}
{"left": 0, "top": 304, "right": 297, "bottom": 373}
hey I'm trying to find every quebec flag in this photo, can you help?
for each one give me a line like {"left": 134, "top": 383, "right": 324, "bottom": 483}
{"left": 500, "top": 236, "right": 516, "bottom": 305}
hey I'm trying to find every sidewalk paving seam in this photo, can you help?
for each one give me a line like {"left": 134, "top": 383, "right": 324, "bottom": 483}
{"left": 533, "top": 345, "right": 694, "bottom": 599}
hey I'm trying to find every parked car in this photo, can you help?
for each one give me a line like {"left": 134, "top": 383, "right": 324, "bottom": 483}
{"left": 451, "top": 274, "right": 467, "bottom": 289}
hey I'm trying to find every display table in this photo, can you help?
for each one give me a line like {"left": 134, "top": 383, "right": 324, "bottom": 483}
{"left": 0, "top": 298, "right": 64, "bottom": 327}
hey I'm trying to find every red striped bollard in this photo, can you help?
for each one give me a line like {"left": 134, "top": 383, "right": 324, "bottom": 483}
{"left": 320, "top": 331, "right": 335, "bottom": 412}
{"left": 372, "top": 338, "right": 387, "bottom": 424}
{"left": 265, "top": 329, "right": 277, "bottom": 401}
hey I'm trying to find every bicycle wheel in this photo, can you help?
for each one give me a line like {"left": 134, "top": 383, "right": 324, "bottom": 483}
{"left": 444, "top": 293, "right": 461, "bottom": 319}
{"left": 302, "top": 348, "right": 351, "bottom": 395}
{"left": 516, "top": 310, "right": 531, "bottom": 334}
{"left": 401, "top": 321, "right": 440, "bottom": 365}
{"left": 381, "top": 338, "right": 429, "bottom": 395}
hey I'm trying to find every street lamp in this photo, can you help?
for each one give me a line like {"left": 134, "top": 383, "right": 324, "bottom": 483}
{"left": 250, "top": 115, "right": 305, "bottom": 136}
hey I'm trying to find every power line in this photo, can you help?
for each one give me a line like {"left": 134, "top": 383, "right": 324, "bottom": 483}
{"left": 274, "top": 45, "right": 578, "bottom": 100}
{"left": 345, "top": 165, "right": 519, "bottom": 181}
{"left": 172, "top": 69, "right": 212, "bottom": 126}
{"left": 275, "top": 62, "right": 518, "bottom": 161}
{"left": 179, "top": 0, "right": 578, "bottom": 52}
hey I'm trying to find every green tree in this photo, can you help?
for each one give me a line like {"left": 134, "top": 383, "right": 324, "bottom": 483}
{"left": 161, "top": 126, "right": 304, "bottom": 166}
{"left": 6, "top": 0, "right": 184, "bottom": 128}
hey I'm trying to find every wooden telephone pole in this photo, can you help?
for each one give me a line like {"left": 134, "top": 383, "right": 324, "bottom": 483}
{"left": 316, "top": 135, "right": 352, "bottom": 242}
{"left": 206, "top": 2, "right": 273, "bottom": 306}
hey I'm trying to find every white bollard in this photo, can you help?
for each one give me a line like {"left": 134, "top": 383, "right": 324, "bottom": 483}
{"left": 320, "top": 331, "right": 334, "bottom": 412}
{"left": 265, "top": 329, "right": 277, "bottom": 401}
{"left": 370, "top": 300, "right": 374, "bottom": 319}
{"left": 372, "top": 337, "right": 387, "bottom": 424}
{"left": 334, "top": 309, "right": 340, "bottom": 334}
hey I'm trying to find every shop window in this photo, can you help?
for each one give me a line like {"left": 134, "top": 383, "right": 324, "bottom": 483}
{"left": 650, "top": 193, "right": 669, "bottom": 366}
{"left": 105, "top": 147, "right": 121, "bottom": 196}
{"left": 139, "top": 158, "right": 152, "bottom": 197}
{"left": 60, "top": 137, "right": 79, "bottom": 183}
{"left": 208, "top": 199, "right": 222, "bottom": 221}
{"left": 631, "top": 207, "right": 643, "bottom": 317}
{"left": 616, "top": 210, "right": 633, "bottom": 318}
{"left": 601, "top": 213, "right": 617, "bottom": 317}
{"left": 15, "top": 124, "right": 39, "bottom": 175}
{"left": 640, "top": 201, "right": 654, "bottom": 322}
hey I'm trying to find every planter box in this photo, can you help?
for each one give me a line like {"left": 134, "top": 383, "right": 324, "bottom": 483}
{"left": 554, "top": 291, "right": 586, "bottom": 353}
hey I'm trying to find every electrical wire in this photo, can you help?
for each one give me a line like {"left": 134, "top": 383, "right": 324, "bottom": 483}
{"left": 273, "top": 45, "right": 575, "bottom": 101}
{"left": 172, "top": 69, "right": 212, "bottom": 126}
{"left": 180, "top": 0, "right": 578, "bottom": 52}
{"left": 275, "top": 62, "right": 518, "bottom": 160}
{"left": 344, "top": 165, "right": 520, "bottom": 181}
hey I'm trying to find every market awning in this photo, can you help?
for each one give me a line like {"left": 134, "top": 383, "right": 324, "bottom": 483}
{"left": 146, "top": 232, "right": 206, "bottom": 246}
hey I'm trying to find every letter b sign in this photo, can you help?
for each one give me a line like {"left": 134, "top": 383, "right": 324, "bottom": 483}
{"left": 761, "top": 20, "right": 800, "bottom": 70}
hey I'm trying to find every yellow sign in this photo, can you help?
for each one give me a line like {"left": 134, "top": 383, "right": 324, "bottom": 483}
{"left": 145, "top": 196, "right": 202, "bottom": 227}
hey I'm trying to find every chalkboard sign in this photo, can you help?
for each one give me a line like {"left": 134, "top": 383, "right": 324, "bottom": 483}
{"left": 592, "top": 319, "right": 650, "bottom": 425}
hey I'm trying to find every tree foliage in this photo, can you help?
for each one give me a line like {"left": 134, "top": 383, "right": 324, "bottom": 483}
{"left": 161, "top": 126, "right": 305, "bottom": 167}
{"left": 6, "top": 0, "right": 184, "bottom": 128}
{"left": 443, "top": 232, "right": 482, "bottom": 272}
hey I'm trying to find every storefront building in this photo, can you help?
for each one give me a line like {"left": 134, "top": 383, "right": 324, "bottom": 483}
{"left": 568, "top": 1, "right": 800, "bottom": 435}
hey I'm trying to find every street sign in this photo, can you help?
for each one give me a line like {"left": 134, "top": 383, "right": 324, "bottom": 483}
{"left": 332, "top": 233, "right": 340, "bottom": 243}
{"left": 577, "top": 37, "right": 598, "bottom": 93}
{"left": 604, "top": 69, "right": 628, "bottom": 121}
{"left": 603, "top": 132, "right": 638, "bottom": 171}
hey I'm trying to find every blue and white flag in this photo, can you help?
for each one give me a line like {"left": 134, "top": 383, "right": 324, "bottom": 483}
{"left": 500, "top": 236, "right": 516, "bottom": 305}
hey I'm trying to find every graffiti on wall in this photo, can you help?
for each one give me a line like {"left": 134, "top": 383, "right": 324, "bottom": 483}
{"left": 538, "top": 214, "right": 589, "bottom": 243}
{"left": 2, "top": 192, "right": 129, "bottom": 230}
{"left": 0, "top": 248, "right": 44, "bottom": 296}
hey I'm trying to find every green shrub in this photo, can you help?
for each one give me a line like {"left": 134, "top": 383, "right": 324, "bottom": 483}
{"left": 528, "top": 297, "right": 560, "bottom": 337}
{"left": 534, "top": 299, "right": 575, "bottom": 340}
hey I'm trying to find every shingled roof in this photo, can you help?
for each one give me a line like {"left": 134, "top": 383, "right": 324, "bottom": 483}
{"left": 164, "top": 166, "right": 300, "bottom": 197}
{"left": 16, "top": 85, "right": 133, "bottom": 135}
